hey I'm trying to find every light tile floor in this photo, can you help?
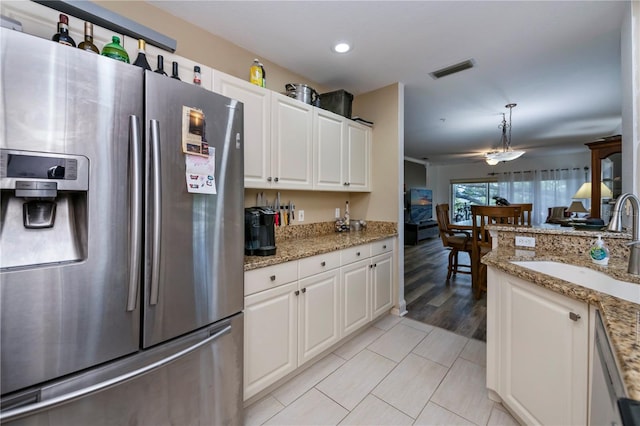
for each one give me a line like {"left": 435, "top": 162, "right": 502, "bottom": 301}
{"left": 245, "top": 314, "right": 520, "bottom": 426}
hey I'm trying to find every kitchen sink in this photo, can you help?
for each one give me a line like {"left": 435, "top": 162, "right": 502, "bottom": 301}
{"left": 511, "top": 261, "right": 640, "bottom": 304}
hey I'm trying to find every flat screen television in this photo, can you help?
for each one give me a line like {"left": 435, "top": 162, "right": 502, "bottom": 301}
{"left": 406, "top": 188, "right": 433, "bottom": 223}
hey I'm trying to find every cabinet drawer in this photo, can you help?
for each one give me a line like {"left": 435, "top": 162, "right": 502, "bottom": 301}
{"left": 298, "top": 251, "right": 341, "bottom": 279}
{"left": 340, "top": 244, "right": 371, "bottom": 266}
{"left": 245, "top": 261, "right": 298, "bottom": 296}
{"left": 371, "top": 238, "right": 393, "bottom": 256}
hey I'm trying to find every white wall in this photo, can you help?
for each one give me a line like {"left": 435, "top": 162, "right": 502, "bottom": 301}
{"left": 428, "top": 151, "right": 591, "bottom": 206}
{"left": 621, "top": 1, "right": 640, "bottom": 194}
{"left": 404, "top": 160, "right": 427, "bottom": 189}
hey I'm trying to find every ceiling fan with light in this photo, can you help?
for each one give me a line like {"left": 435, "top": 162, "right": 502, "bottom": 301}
{"left": 485, "top": 103, "right": 525, "bottom": 165}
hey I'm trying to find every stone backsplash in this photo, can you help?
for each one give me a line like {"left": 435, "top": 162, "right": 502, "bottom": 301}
{"left": 494, "top": 226, "right": 632, "bottom": 260}
{"left": 275, "top": 221, "right": 397, "bottom": 242}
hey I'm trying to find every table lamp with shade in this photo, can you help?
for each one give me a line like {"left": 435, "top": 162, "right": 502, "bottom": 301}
{"left": 569, "top": 182, "right": 613, "bottom": 218}
{"left": 567, "top": 200, "right": 589, "bottom": 218}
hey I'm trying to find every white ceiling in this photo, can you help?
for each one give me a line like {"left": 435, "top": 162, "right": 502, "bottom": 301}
{"left": 149, "top": 0, "right": 627, "bottom": 165}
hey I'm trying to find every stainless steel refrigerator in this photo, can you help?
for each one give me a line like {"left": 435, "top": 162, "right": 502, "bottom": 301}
{"left": 0, "top": 28, "right": 244, "bottom": 425}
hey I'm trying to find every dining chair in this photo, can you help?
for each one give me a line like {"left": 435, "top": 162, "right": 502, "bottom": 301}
{"left": 470, "top": 205, "right": 522, "bottom": 299}
{"left": 510, "top": 203, "right": 533, "bottom": 226}
{"left": 545, "top": 206, "right": 569, "bottom": 224}
{"left": 435, "top": 204, "right": 472, "bottom": 280}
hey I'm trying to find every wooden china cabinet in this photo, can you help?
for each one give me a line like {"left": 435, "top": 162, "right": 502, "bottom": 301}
{"left": 585, "top": 135, "right": 621, "bottom": 219}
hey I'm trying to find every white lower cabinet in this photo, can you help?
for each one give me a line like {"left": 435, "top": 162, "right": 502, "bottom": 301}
{"left": 487, "top": 267, "right": 589, "bottom": 426}
{"left": 370, "top": 239, "right": 394, "bottom": 318}
{"left": 244, "top": 281, "right": 297, "bottom": 400}
{"left": 243, "top": 261, "right": 340, "bottom": 401}
{"left": 371, "top": 252, "right": 393, "bottom": 318}
{"left": 340, "top": 258, "right": 371, "bottom": 337}
{"left": 244, "top": 237, "right": 396, "bottom": 401}
{"left": 298, "top": 269, "right": 341, "bottom": 365}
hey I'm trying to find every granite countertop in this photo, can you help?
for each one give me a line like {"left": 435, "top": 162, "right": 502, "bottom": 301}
{"left": 483, "top": 248, "right": 640, "bottom": 400}
{"left": 244, "top": 229, "right": 398, "bottom": 271}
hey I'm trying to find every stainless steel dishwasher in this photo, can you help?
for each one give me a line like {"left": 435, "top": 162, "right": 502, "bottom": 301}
{"left": 590, "top": 310, "right": 626, "bottom": 425}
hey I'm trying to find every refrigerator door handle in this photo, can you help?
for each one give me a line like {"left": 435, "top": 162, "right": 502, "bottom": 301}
{"left": 128, "top": 115, "right": 142, "bottom": 312}
{"left": 0, "top": 324, "right": 232, "bottom": 423}
{"left": 149, "top": 119, "right": 162, "bottom": 306}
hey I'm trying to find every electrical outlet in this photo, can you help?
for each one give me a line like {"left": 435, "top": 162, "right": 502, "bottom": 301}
{"left": 515, "top": 236, "right": 536, "bottom": 248}
{"left": 298, "top": 210, "right": 304, "bottom": 222}
{"left": 335, "top": 208, "right": 341, "bottom": 218}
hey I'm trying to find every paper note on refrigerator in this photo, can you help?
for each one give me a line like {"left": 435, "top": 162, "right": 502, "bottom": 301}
{"left": 185, "top": 148, "right": 216, "bottom": 194}
{"left": 181, "top": 106, "right": 209, "bottom": 157}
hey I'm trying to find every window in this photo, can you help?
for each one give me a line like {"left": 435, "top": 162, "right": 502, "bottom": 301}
{"left": 450, "top": 168, "right": 583, "bottom": 225}
{"left": 450, "top": 180, "right": 499, "bottom": 222}
{"left": 497, "top": 168, "right": 583, "bottom": 225}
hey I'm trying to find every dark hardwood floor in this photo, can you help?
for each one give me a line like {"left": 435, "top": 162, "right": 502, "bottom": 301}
{"left": 404, "top": 237, "right": 487, "bottom": 341}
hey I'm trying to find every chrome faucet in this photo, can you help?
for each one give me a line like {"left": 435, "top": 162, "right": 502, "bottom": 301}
{"left": 607, "top": 193, "right": 640, "bottom": 274}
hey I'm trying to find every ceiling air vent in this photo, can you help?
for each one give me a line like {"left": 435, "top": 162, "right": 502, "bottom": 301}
{"left": 429, "top": 59, "right": 475, "bottom": 79}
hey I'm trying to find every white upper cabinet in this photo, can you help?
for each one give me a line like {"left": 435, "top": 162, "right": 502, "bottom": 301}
{"left": 270, "top": 93, "right": 314, "bottom": 189}
{"left": 345, "top": 121, "right": 371, "bottom": 191}
{"left": 213, "top": 71, "right": 271, "bottom": 188}
{"left": 314, "top": 108, "right": 371, "bottom": 192}
{"left": 314, "top": 108, "right": 346, "bottom": 190}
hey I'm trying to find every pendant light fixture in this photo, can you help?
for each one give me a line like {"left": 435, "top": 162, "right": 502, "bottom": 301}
{"left": 485, "top": 103, "right": 525, "bottom": 165}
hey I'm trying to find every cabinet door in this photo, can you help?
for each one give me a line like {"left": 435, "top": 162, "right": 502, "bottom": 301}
{"left": 500, "top": 273, "right": 588, "bottom": 426}
{"left": 213, "top": 71, "right": 271, "bottom": 188}
{"left": 371, "top": 252, "right": 393, "bottom": 318}
{"left": 341, "top": 259, "right": 371, "bottom": 337}
{"left": 298, "top": 269, "right": 341, "bottom": 365}
{"left": 314, "top": 109, "right": 345, "bottom": 190}
{"left": 244, "top": 282, "right": 298, "bottom": 400}
{"left": 271, "top": 93, "right": 313, "bottom": 189}
{"left": 345, "top": 121, "right": 371, "bottom": 191}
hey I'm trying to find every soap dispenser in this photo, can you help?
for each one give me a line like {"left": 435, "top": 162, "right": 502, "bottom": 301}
{"left": 589, "top": 235, "right": 610, "bottom": 266}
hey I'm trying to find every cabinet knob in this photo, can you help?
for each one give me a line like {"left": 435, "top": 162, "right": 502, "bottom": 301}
{"left": 569, "top": 312, "right": 581, "bottom": 321}
{"left": 321, "top": 261, "right": 326, "bottom": 267}
{"left": 295, "top": 290, "right": 300, "bottom": 296}
{"left": 270, "top": 275, "right": 276, "bottom": 281}
{"left": 347, "top": 182, "right": 351, "bottom": 186}
{"left": 356, "top": 252, "right": 360, "bottom": 256}
{"left": 343, "top": 182, "right": 348, "bottom": 186}
{"left": 369, "top": 264, "right": 374, "bottom": 269}
{"left": 374, "top": 263, "right": 377, "bottom": 268}
{"left": 301, "top": 288, "right": 306, "bottom": 293}
{"left": 267, "top": 177, "right": 272, "bottom": 182}
{"left": 383, "top": 245, "right": 387, "bottom": 249}
{"left": 274, "top": 177, "right": 279, "bottom": 182}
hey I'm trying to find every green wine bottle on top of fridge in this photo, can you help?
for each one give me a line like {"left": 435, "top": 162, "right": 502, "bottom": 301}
{"left": 52, "top": 14, "right": 76, "bottom": 47}
{"left": 101, "top": 36, "right": 129, "bottom": 63}
{"left": 78, "top": 22, "right": 99, "bottom": 53}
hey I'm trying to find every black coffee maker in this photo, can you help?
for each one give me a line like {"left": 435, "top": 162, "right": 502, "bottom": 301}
{"left": 244, "top": 207, "right": 277, "bottom": 256}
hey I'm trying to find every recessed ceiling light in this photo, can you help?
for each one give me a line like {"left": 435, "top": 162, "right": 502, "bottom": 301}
{"left": 333, "top": 42, "right": 351, "bottom": 53}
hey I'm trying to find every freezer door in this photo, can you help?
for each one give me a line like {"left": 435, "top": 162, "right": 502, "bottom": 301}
{"left": 144, "top": 71, "right": 244, "bottom": 347}
{"left": 0, "top": 314, "right": 244, "bottom": 426}
{"left": 0, "top": 29, "right": 142, "bottom": 394}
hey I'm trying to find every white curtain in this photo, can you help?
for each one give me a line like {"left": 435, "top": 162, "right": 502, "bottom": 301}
{"left": 497, "top": 168, "right": 585, "bottom": 225}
